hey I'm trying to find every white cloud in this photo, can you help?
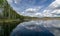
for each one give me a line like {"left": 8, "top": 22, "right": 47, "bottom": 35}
{"left": 11, "top": 0, "right": 60, "bottom": 17}
{"left": 22, "top": 0, "right": 60, "bottom": 17}
{"left": 25, "top": 7, "right": 41, "bottom": 13}
{"left": 51, "top": 10, "right": 60, "bottom": 14}
{"left": 48, "top": 0, "right": 60, "bottom": 8}
{"left": 25, "top": 8, "right": 37, "bottom": 13}
{"left": 41, "top": 0, "right": 60, "bottom": 17}
{"left": 56, "top": 0, "right": 60, "bottom": 4}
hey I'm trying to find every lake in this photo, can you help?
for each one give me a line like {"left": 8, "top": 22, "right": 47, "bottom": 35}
{"left": 10, "top": 20, "right": 60, "bottom": 36}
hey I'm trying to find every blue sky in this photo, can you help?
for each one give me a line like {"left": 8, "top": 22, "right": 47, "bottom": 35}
{"left": 7, "top": 0, "right": 60, "bottom": 17}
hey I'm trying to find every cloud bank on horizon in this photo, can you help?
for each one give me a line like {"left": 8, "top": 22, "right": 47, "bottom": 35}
{"left": 7, "top": 0, "right": 60, "bottom": 17}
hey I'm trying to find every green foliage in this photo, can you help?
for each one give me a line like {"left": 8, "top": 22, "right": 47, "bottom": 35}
{"left": 0, "top": 0, "right": 5, "bottom": 8}
{"left": 0, "top": 0, "right": 25, "bottom": 36}
{"left": 0, "top": 0, "right": 24, "bottom": 20}
{"left": 0, "top": 0, "right": 4, "bottom": 4}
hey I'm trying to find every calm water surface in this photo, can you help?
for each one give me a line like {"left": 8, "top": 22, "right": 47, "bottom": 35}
{"left": 10, "top": 20, "right": 60, "bottom": 36}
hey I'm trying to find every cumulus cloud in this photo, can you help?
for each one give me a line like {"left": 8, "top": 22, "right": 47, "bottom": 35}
{"left": 20, "top": 0, "right": 60, "bottom": 17}
{"left": 7, "top": 0, "right": 60, "bottom": 17}
{"left": 25, "top": 8, "right": 37, "bottom": 13}
{"left": 25, "top": 7, "right": 41, "bottom": 13}
{"left": 41, "top": 0, "right": 60, "bottom": 17}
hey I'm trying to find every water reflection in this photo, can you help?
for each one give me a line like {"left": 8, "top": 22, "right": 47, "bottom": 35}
{"left": 10, "top": 20, "right": 60, "bottom": 36}
{"left": 0, "top": 26, "right": 4, "bottom": 36}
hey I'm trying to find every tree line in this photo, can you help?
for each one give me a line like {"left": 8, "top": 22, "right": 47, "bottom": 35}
{"left": 0, "top": 0, "right": 24, "bottom": 20}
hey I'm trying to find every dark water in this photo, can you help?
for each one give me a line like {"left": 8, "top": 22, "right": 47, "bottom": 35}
{"left": 0, "top": 26, "right": 4, "bottom": 36}
{"left": 10, "top": 20, "right": 60, "bottom": 36}
{"left": 0, "top": 21, "right": 20, "bottom": 36}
